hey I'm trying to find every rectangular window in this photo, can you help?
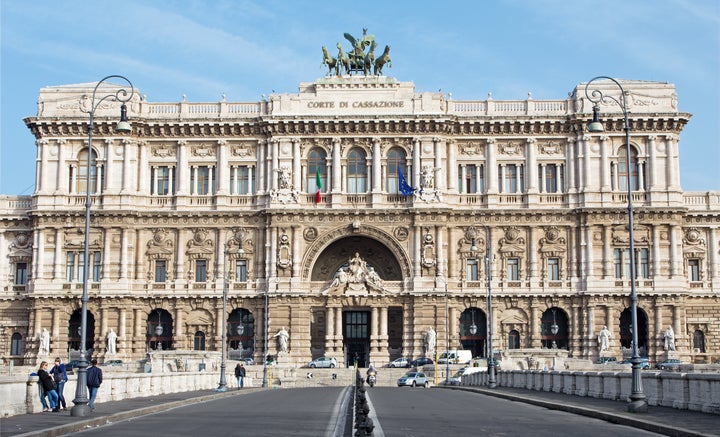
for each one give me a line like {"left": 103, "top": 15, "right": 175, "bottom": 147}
{"left": 235, "top": 165, "right": 255, "bottom": 195}
{"left": 545, "top": 164, "right": 558, "bottom": 193}
{"left": 66, "top": 253, "right": 75, "bottom": 282}
{"left": 614, "top": 248, "right": 650, "bottom": 279}
{"left": 153, "top": 166, "right": 171, "bottom": 195}
{"left": 92, "top": 251, "right": 101, "bottom": 282}
{"left": 500, "top": 164, "right": 524, "bottom": 193}
{"left": 688, "top": 259, "right": 700, "bottom": 282}
{"left": 548, "top": 258, "right": 560, "bottom": 281}
{"left": 155, "top": 260, "right": 167, "bottom": 282}
{"left": 639, "top": 248, "right": 650, "bottom": 279}
{"left": 15, "top": 262, "right": 28, "bottom": 285}
{"left": 614, "top": 248, "right": 622, "bottom": 279}
{"left": 507, "top": 258, "right": 520, "bottom": 280}
{"left": 191, "top": 166, "right": 213, "bottom": 195}
{"left": 466, "top": 259, "right": 479, "bottom": 281}
{"left": 465, "top": 165, "right": 478, "bottom": 193}
{"left": 235, "top": 259, "right": 247, "bottom": 282}
{"left": 78, "top": 252, "right": 85, "bottom": 283}
{"left": 195, "top": 259, "right": 207, "bottom": 283}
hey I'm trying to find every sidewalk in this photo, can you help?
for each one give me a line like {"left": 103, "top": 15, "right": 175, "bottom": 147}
{"left": 0, "top": 388, "right": 256, "bottom": 437}
{"left": 442, "top": 385, "right": 720, "bottom": 437}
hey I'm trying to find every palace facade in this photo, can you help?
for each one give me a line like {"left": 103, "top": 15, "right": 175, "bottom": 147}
{"left": 1, "top": 74, "right": 719, "bottom": 368}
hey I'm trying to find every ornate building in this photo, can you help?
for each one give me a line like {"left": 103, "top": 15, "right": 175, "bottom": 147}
{"left": 1, "top": 65, "right": 719, "bottom": 367}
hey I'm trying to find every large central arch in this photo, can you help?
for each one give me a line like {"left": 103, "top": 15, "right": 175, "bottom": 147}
{"left": 301, "top": 224, "right": 410, "bottom": 281}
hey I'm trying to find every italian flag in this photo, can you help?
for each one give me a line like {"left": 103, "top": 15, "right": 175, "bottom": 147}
{"left": 315, "top": 168, "right": 322, "bottom": 203}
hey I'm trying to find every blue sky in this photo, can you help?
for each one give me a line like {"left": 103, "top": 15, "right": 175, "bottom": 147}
{"left": 1, "top": 0, "right": 718, "bottom": 195}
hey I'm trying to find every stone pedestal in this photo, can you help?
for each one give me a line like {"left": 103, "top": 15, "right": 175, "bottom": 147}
{"left": 662, "top": 350, "right": 680, "bottom": 361}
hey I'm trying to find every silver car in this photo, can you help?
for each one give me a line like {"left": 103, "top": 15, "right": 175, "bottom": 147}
{"left": 397, "top": 371, "right": 429, "bottom": 387}
{"left": 307, "top": 356, "right": 337, "bottom": 368}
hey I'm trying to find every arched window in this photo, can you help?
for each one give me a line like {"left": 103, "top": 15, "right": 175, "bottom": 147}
{"left": 68, "top": 309, "right": 96, "bottom": 352}
{"left": 619, "top": 307, "right": 649, "bottom": 355}
{"left": 347, "top": 148, "right": 367, "bottom": 193}
{"left": 386, "top": 148, "right": 407, "bottom": 193}
{"left": 508, "top": 330, "right": 520, "bottom": 349}
{"left": 540, "top": 307, "right": 569, "bottom": 349}
{"left": 228, "top": 308, "right": 255, "bottom": 354}
{"left": 194, "top": 331, "right": 206, "bottom": 351}
{"left": 11, "top": 332, "right": 23, "bottom": 355}
{"left": 147, "top": 309, "right": 173, "bottom": 350}
{"left": 617, "top": 145, "right": 639, "bottom": 191}
{"left": 693, "top": 330, "right": 705, "bottom": 353}
{"left": 307, "top": 148, "right": 327, "bottom": 193}
{"left": 76, "top": 149, "right": 100, "bottom": 194}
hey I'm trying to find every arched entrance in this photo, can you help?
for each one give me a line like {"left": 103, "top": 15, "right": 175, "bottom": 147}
{"left": 619, "top": 307, "right": 649, "bottom": 356}
{"left": 68, "top": 309, "right": 95, "bottom": 353}
{"left": 147, "top": 309, "right": 173, "bottom": 350}
{"left": 541, "top": 307, "right": 569, "bottom": 349}
{"left": 460, "top": 307, "right": 486, "bottom": 358}
{"left": 228, "top": 308, "right": 254, "bottom": 359}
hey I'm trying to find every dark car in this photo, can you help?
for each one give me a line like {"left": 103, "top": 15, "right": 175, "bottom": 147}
{"left": 101, "top": 359, "right": 123, "bottom": 367}
{"left": 410, "top": 357, "right": 434, "bottom": 367}
{"left": 655, "top": 359, "right": 682, "bottom": 370}
{"left": 619, "top": 358, "right": 650, "bottom": 369}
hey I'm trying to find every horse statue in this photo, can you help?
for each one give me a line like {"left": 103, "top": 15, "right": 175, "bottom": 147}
{"left": 336, "top": 42, "right": 350, "bottom": 75}
{"left": 321, "top": 46, "right": 337, "bottom": 76}
{"left": 363, "top": 41, "right": 377, "bottom": 75}
{"left": 373, "top": 45, "right": 392, "bottom": 76}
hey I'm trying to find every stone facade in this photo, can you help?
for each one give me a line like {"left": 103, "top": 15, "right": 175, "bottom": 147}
{"left": 1, "top": 75, "right": 719, "bottom": 368}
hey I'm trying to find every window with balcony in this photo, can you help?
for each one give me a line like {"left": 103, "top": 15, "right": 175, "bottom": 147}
{"left": 500, "top": 164, "right": 524, "bottom": 193}
{"left": 11, "top": 333, "right": 23, "bottom": 355}
{"left": 386, "top": 148, "right": 406, "bottom": 193}
{"left": 190, "top": 166, "right": 214, "bottom": 195}
{"left": 232, "top": 165, "right": 256, "bottom": 195}
{"left": 459, "top": 164, "right": 484, "bottom": 194}
{"left": 614, "top": 146, "right": 640, "bottom": 191}
{"left": 75, "top": 148, "right": 101, "bottom": 194}
{"left": 347, "top": 148, "right": 367, "bottom": 193}
{"left": 66, "top": 251, "right": 102, "bottom": 282}
{"left": 307, "top": 149, "right": 327, "bottom": 193}
{"left": 539, "top": 163, "right": 563, "bottom": 193}
{"left": 151, "top": 166, "right": 174, "bottom": 195}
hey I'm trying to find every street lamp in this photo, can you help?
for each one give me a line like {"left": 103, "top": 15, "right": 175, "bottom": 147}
{"left": 216, "top": 244, "right": 229, "bottom": 392}
{"left": 585, "top": 76, "right": 647, "bottom": 413}
{"left": 484, "top": 226, "right": 496, "bottom": 388}
{"left": 71, "top": 75, "right": 134, "bottom": 417}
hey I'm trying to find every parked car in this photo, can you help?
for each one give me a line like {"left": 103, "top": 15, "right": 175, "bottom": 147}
{"left": 655, "top": 359, "right": 682, "bottom": 370}
{"left": 102, "top": 359, "right": 123, "bottom": 367}
{"left": 66, "top": 360, "right": 82, "bottom": 370}
{"left": 447, "top": 366, "right": 486, "bottom": 385}
{"left": 388, "top": 357, "right": 410, "bottom": 368}
{"left": 597, "top": 356, "right": 618, "bottom": 365}
{"left": 410, "top": 357, "right": 434, "bottom": 367}
{"left": 619, "top": 358, "right": 650, "bottom": 369}
{"left": 397, "top": 371, "right": 429, "bottom": 387}
{"left": 307, "top": 357, "right": 337, "bottom": 368}
{"left": 239, "top": 357, "right": 255, "bottom": 365}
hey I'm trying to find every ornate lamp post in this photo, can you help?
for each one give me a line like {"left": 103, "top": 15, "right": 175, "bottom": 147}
{"left": 484, "top": 226, "right": 496, "bottom": 388}
{"left": 71, "top": 75, "right": 134, "bottom": 417}
{"left": 585, "top": 76, "right": 647, "bottom": 413}
{"left": 216, "top": 244, "right": 229, "bottom": 392}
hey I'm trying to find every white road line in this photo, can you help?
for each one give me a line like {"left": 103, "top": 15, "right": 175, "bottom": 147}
{"left": 325, "top": 386, "right": 351, "bottom": 437}
{"left": 365, "top": 391, "right": 385, "bottom": 437}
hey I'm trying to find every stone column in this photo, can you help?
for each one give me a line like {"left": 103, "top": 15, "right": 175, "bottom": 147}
{"left": 526, "top": 138, "right": 538, "bottom": 194}
{"left": 54, "top": 228, "right": 63, "bottom": 280}
{"left": 602, "top": 225, "right": 612, "bottom": 278}
{"left": 372, "top": 139, "right": 381, "bottom": 192}
{"left": 669, "top": 225, "right": 679, "bottom": 278}
{"left": 103, "top": 228, "right": 112, "bottom": 282}
{"left": 176, "top": 140, "right": 187, "bottom": 195}
{"left": 216, "top": 139, "right": 228, "bottom": 195}
{"left": 566, "top": 138, "right": 577, "bottom": 193}
{"left": 665, "top": 134, "right": 680, "bottom": 190}
{"left": 647, "top": 136, "right": 657, "bottom": 190}
{"left": 134, "top": 308, "right": 144, "bottom": 353}
{"left": 325, "top": 305, "right": 334, "bottom": 354}
{"left": 34, "top": 229, "right": 44, "bottom": 280}
{"left": 55, "top": 139, "right": 66, "bottom": 195}
{"left": 653, "top": 225, "right": 661, "bottom": 279}
{"left": 121, "top": 139, "right": 133, "bottom": 194}
{"left": 334, "top": 307, "right": 343, "bottom": 353}
{"left": 119, "top": 308, "right": 127, "bottom": 354}
{"left": 371, "top": 306, "right": 379, "bottom": 353}
{"left": 448, "top": 140, "right": 457, "bottom": 194}
{"left": 530, "top": 304, "right": 541, "bottom": 348}
{"left": 175, "top": 306, "right": 184, "bottom": 349}
{"left": 138, "top": 141, "right": 148, "bottom": 195}
{"left": 412, "top": 138, "right": 421, "bottom": 188}
{"left": 270, "top": 139, "right": 279, "bottom": 191}
{"left": 486, "top": 139, "right": 498, "bottom": 194}
{"left": 120, "top": 228, "right": 129, "bottom": 280}
{"left": 256, "top": 140, "right": 266, "bottom": 195}
{"left": 332, "top": 139, "right": 341, "bottom": 194}
{"left": 434, "top": 137, "right": 444, "bottom": 191}
{"left": 709, "top": 228, "right": 719, "bottom": 284}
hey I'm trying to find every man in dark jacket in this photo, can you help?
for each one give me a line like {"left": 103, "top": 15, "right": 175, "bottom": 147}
{"left": 50, "top": 357, "right": 68, "bottom": 410}
{"left": 86, "top": 359, "right": 103, "bottom": 410}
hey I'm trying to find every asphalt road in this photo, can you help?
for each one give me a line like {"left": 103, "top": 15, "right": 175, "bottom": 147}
{"left": 67, "top": 387, "right": 350, "bottom": 437}
{"left": 61, "top": 386, "right": 670, "bottom": 437}
{"left": 367, "top": 387, "right": 663, "bottom": 437}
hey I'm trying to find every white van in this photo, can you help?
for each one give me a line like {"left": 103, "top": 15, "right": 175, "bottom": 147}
{"left": 437, "top": 350, "right": 473, "bottom": 365}
{"left": 447, "top": 366, "right": 486, "bottom": 385}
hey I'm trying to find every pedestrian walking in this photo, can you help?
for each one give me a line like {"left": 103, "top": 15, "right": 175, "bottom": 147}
{"left": 50, "top": 357, "right": 68, "bottom": 410}
{"left": 37, "top": 361, "right": 60, "bottom": 412}
{"left": 86, "top": 358, "right": 103, "bottom": 410}
{"left": 234, "top": 363, "right": 246, "bottom": 389}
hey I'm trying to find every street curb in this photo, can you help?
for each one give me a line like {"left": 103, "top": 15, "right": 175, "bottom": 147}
{"left": 12, "top": 389, "right": 260, "bottom": 437}
{"left": 439, "top": 386, "right": 715, "bottom": 437}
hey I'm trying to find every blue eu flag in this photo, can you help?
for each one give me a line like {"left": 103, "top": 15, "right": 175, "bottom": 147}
{"left": 398, "top": 166, "right": 415, "bottom": 196}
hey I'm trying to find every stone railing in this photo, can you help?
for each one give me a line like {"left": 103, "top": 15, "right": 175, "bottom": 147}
{"left": 462, "top": 370, "right": 720, "bottom": 414}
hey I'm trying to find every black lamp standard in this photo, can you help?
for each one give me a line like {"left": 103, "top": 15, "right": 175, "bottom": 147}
{"left": 216, "top": 244, "right": 229, "bottom": 392}
{"left": 484, "top": 226, "right": 496, "bottom": 388}
{"left": 585, "top": 76, "right": 647, "bottom": 413}
{"left": 71, "top": 75, "right": 134, "bottom": 417}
